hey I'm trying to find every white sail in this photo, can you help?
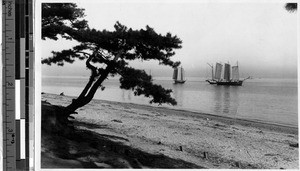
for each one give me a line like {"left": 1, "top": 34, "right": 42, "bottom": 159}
{"left": 211, "top": 66, "right": 214, "bottom": 80}
{"left": 232, "top": 66, "right": 239, "bottom": 81}
{"left": 181, "top": 67, "right": 185, "bottom": 81}
{"left": 178, "top": 67, "right": 182, "bottom": 81}
{"left": 215, "top": 63, "right": 222, "bottom": 80}
{"left": 224, "top": 63, "right": 230, "bottom": 81}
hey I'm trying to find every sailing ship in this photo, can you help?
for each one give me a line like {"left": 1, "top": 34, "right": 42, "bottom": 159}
{"left": 207, "top": 62, "right": 248, "bottom": 86}
{"left": 173, "top": 66, "right": 186, "bottom": 84}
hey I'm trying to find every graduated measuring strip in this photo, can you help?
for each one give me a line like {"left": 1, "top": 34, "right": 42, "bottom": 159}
{"left": 2, "top": 0, "right": 34, "bottom": 170}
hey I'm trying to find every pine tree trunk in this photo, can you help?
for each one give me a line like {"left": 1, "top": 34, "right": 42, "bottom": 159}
{"left": 65, "top": 52, "right": 121, "bottom": 114}
{"left": 65, "top": 64, "right": 113, "bottom": 114}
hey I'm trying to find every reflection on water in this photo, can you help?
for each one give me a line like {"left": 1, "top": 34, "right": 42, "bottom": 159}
{"left": 171, "top": 82, "right": 242, "bottom": 117}
{"left": 122, "top": 90, "right": 132, "bottom": 101}
{"left": 172, "top": 83, "right": 185, "bottom": 107}
{"left": 213, "top": 86, "right": 239, "bottom": 115}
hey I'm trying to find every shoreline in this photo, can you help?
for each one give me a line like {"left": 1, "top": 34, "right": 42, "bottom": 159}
{"left": 107, "top": 100, "right": 298, "bottom": 134}
{"left": 41, "top": 93, "right": 299, "bottom": 169}
{"left": 44, "top": 92, "right": 298, "bottom": 134}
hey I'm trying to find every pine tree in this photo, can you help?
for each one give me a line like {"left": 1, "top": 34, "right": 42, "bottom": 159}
{"left": 42, "top": 3, "right": 182, "bottom": 119}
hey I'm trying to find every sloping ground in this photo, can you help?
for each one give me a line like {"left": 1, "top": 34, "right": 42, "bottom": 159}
{"left": 41, "top": 99, "right": 203, "bottom": 168}
{"left": 41, "top": 121, "right": 203, "bottom": 168}
{"left": 41, "top": 93, "right": 298, "bottom": 169}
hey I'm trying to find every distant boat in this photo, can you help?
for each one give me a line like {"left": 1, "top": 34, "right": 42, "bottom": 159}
{"left": 173, "top": 66, "right": 186, "bottom": 84}
{"left": 207, "top": 62, "right": 249, "bottom": 86}
{"left": 205, "top": 63, "right": 217, "bottom": 84}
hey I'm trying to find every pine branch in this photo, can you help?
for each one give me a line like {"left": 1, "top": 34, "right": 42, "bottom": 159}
{"left": 83, "top": 51, "right": 123, "bottom": 103}
{"left": 119, "top": 67, "right": 176, "bottom": 105}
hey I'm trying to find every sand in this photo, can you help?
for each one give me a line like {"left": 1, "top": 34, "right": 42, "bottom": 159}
{"left": 41, "top": 93, "right": 298, "bottom": 169}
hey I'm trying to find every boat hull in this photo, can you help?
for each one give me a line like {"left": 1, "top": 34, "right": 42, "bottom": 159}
{"left": 174, "top": 80, "right": 186, "bottom": 84}
{"left": 206, "top": 79, "right": 217, "bottom": 84}
{"left": 216, "top": 81, "right": 243, "bottom": 86}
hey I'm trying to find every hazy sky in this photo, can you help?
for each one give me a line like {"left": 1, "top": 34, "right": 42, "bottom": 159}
{"left": 41, "top": 0, "right": 298, "bottom": 78}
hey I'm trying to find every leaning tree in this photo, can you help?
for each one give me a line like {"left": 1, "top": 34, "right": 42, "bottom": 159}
{"left": 42, "top": 3, "right": 182, "bottom": 119}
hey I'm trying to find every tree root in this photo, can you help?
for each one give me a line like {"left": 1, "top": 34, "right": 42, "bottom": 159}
{"left": 42, "top": 101, "right": 77, "bottom": 135}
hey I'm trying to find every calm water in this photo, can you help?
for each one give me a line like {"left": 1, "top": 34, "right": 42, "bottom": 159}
{"left": 42, "top": 76, "right": 298, "bottom": 127}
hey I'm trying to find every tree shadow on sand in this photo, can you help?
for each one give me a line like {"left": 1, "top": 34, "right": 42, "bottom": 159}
{"left": 41, "top": 102, "right": 205, "bottom": 169}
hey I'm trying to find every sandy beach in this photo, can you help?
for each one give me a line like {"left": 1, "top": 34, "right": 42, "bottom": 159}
{"left": 41, "top": 93, "right": 298, "bottom": 169}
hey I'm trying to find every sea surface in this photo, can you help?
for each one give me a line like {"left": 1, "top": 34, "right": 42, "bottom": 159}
{"left": 42, "top": 76, "right": 298, "bottom": 127}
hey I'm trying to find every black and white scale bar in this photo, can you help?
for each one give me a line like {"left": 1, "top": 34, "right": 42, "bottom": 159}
{"left": 15, "top": 0, "right": 28, "bottom": 170}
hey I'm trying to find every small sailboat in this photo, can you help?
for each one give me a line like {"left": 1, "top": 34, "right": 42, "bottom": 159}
{"left": 173, "top": 66, "right": 186, "bottom": 84}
